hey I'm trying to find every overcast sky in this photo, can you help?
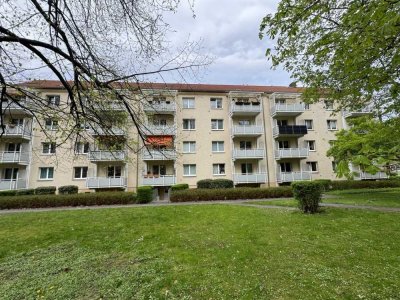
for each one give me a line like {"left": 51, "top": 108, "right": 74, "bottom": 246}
{"left": 164, "top": 0, "right": 291, "bottom": 86}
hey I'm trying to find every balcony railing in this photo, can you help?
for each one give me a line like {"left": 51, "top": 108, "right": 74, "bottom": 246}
{"left": 274, "top": 148, "right": 309, "bottom": 159}
{"left": 232, "top": 125, "right": 264, "bottom": 136}
{"left": 356, "top": 171, "right": 388, "bottom": 180}
{"left": 272, "top": 125, "right": 307, "bottom": 137}
{"left": 144, "top": 125, "right": 176, "bottom": 136}
{"left": 90, "top": 101, "right": 125, "bottom": 111}
{"left": 277, "top": 171, "right": 311, "bottom": 183}
{"left": 232, "top": 149, "right": 265, "bottom": 159}
{"left": 230, "top": 103, "right": 261, "bottom": 115}
{"left": 142, "top": 175, "right": 176, "bottom": 186}
{"left": 142, "top": 149, "right": 177, "bottom": 160}
{"left": 1, "top": 99, "right": 32, "bottom": 114}
{"left": 0, "top": 179, "right": 27, "bottom": 190}
{"left": 343, "top": 108, "right": 372, "bottom": 118}
{"left": 0, "top": 152, "right": 30, "bottom": 164}
{"left": 86, "top": 177, "right": 127, "bottom": 189}
{"left": 88, "top": 151, "right": 126, "bottom": 162}
{"left": 270, "top": 103, "right": 305, "bottom": 117}
{"left": 233, "top": 173, "right": 267, "bottom": 184}
{"left": 143, "top": 102, "right": 176, "bottom": 114}
{"left": 88, "top": 127, "right": 126, "bottom": 136}
{"left": 1, "top": 124, "right": 32, "bottom": 139}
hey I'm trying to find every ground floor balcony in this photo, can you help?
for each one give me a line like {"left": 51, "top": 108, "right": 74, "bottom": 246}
{"left": 0, "top": 179, "right": 27, "bottom": 190}
{"left": 233, "top": 173, "right": 267, "bottom": 184}
{"left": 0, "top": 152, "right": 30, "bottom": 164}
{"left": 86, "top": 177, "right": 127, "bottom": 189}
{"left": 142, "top": 149, "right": 177, "bottom": 160}
{"left": 88, "top": 151, "right": 126, "bottom": 162}
{"left": 142, "top": 175, "right": 176, "bottom": 186}
{"left": 277, "top": 171, "right": 311, "bottom": 183}
{"left": 232, "top": 125, "right": 264, "bottom": 136}
{"left": 356, "top": 172, "right": 388, "bottom": 180}
{"left": 274, "top": 148, "right": 309, "bottom": 160}
{"left": 232, "top": 149, "right": 265, "bottom": 160}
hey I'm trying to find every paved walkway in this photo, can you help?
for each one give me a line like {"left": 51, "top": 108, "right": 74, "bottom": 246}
{"left": 0, "top": 197, "right": 399, "bottom": 215}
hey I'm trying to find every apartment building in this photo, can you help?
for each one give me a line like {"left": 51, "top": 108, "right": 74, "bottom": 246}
{"left": 0, "top": 80, "right": 386, "bottom": 199}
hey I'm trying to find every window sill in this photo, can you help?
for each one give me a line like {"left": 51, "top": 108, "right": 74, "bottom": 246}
{"left": 41, "top": 153, "right": 56, "bottom": 156}
{"left": 211, "top": 129, "right": 224, "bottom": 131}
{"left": 183, "top": 129, "right": 196, "bottom": 131}
{"left": 328, "top": 129, "right": 338, "bottom": 131}
{"left": 38, "top": 179, "right": 54, "bottom": 181}
{"left": 183, "top": 175, "right": 196, "bottom": 177}
{"left": 182, "top": 152, "right": 196, "bottom": 154}
{"left": 213, "top": 174, "right": 226, "bottom": 176}
{"left": 73, "top": 178, "right": 87, "bottom": 181}
{"left": 212, "top": 151, "right": 225, "bottom": 153}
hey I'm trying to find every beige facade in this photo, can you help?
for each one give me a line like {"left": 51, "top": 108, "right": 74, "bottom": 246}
{"left": 1, "top": 81, "right": 382, "bottom": 198}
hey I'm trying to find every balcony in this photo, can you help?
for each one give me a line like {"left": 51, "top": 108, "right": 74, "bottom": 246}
{"left": 143, "top": 102, "right": 176, "bottom": 114}
{"left": 91, "top": 101, "right": 125, "bottom": 111}
{"left": 88, "top": 151, "right": 126, "bottom": 162}
{"left": 356, "top": 171, "right": 388, "bottom": 180}
{"left": 142, "top": 149, "right": 177, "bottom": 160}
{"left": 86, "top": 177, "right": 127, "bottom": 189}
{"left": 230, "top": 103, "right": 261, "bottom": 116}
{"left": 89, "top": 126, "right": 126, "bottom": 136}
{"left": 270, "top": 103, "right": 305, "bottom": 117}
{"left": 144, "top": 125, "right": 176, "bottom": 136}
{"left": 274, "top": 148, "right": 309, "bottom": 160}
{"left": 1, "top": 124, "right": 32, "bottom": 139}
{"left": 0, "top": 152, "right": 30, "bottom": 164}
{"left": 0, "top": 179, "right": 27, "bottom": 191}
{"left": 277, "top": 171, "right": 311, "bottom": 183}
{"left": 272, "top": 125, "right": 307, "bottom": 138}
{"left": 142, "top": 175, "right": 176, "bottom": 186}
{"left": 232, "top": 125, "right": 264, "bottom": 136}
{"left": 232, "top": 149, "right": 265, "bottom": 160}
{"left": 1, "top": 99, "right": 32, "bottom": 115}
{"left": 343, "top": 108, "right": 372, "bottom": 118}
{"left": 233, "top": 173, "right": 267, "bottom": 184}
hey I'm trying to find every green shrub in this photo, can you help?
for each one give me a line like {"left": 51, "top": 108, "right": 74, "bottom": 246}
{"left": 211, "top": 179, "right": 234, "bottom": 189}
{"left": 137, "top": 186, "right": 153, "bottom": 203}
{"left": 170, "top": 187, "right": 293, "bottom": 202}
{"left": 0, "top": 192, "right": 136, "bottom": 210}
{"left": 330, "top": 179, "right": 400, "bottom": 190}
{"left": 58, "top": 185, "right": 79, "bottom": 194}
{"left": 291, "top": 181, "right": 324, "bottom": 213}
{"left": 197, "top": 179, "right": 213, "bottom": 189}
{"left": 16, "top": 189, "right": 35, "bottom": 196}
{"left": 171, "top": 183, "right": 189, "bottom": 191}
{"left": 0, "top": 190, "right": 17, "bottom": 197}
{"left": 314, "top": 179, "right": 332, "bottom": 191}
{"left": 35, "top": 186, "right": 56, "bottom": 195}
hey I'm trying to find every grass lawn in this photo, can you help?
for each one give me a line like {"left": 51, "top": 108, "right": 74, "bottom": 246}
{"left": 1, "top": 205, "right": 400, "bottom": 299}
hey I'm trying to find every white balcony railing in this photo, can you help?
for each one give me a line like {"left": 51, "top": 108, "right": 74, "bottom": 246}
{"left": 144, "top": 125, "right": 176, "bottom": 136}
{"left": 91, "top": 101, "right": 125, "bottom": 111}
{"left": 2, "top": 124, "right": 32, "bottom": 139}
{"left": 142, "top": 149, "right": 177, "bottom": 160}
{"left": 274, "top": 148, "right": 309, "bottom": 159}
{"left": 343, "top": 108, "right": 372, "bottom": 118}
{"left": 0, "top": 152, "right": 30, "bottom": 164}
{"left": 88, "top": 127, "right": 126, "bottom": 136}
{"left": 277, "top": 171, "right": 312, "bottom": 183}
{"left": 357, "top": 172, "right": 388, "bottom": 180}
{"left": 143, "top": 102, "right": 176, "bottom": 113}
{"left": 232, "top": 149, "right": 265, "bottom": 159}
{"left": 142, "top": 175, "right": 176, "bottom": 186}
{"left": 86, "top": 177, "right": 127, "bottom": 189}
{"left": 232, "top": 125, "right": 264, "bottom": 136}
{"left": 230, "top": 103, "right": 261, "bottom": 114}
{"left": 1, "top": 100, "right": 31, "bottom": 113}
{"left": 88, "top": 151, "right": 126, "bottom": 162}
{"left": 270, "top": 103, "right": 305, "bottom": 116}
{"left": 233, "top": 173, "right": 267, "bottom": 184}
{"left": 0, "top": 179, "right": 27, "bottom": 190}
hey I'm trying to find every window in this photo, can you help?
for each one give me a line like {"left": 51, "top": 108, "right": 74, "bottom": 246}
{"left": 277, "top": 120, "right": 288, "bottom": 126}
{"left": 10, "top": 118, "right": 23, "bottom": 126}
{"left": 332, "top": 161, "right": 337, "bottom": 171}
{"left": 40, "top": 167, "right": 54, "bottom": 180}
{"left": 211, "top": 119, "right": 223, "bottom": 130}
{"left": 304, "top": 103, "right": 311, "bottom": 110}
{"left": 239, "top": 141, "right": 252, "bottom": 149}
{"left": 183, "top": 164, "right": 196, "bottom": 176}
{"left": 280, "top": 162, "right": 292, "bottom": 172}
{"left": 183, "top": 141, "right": 196, "bottom": 153}
{"left": 47, "top": 95, "right": 60, "bottom": 106}
{"left": 275, "top": 99, "right": 286, "bottom": 105}
{"left": 7, "top": 143, "right": 21, "bottom": 152}
{"left": 152, "top": 165, "right": 166, "bottom": 176}
{"left": 210, "top": 98, "right": 222, "bottom": 109}
{"left": 213, "top": 164, "right": 225, "bottom": 175}
{"left": 278, "top": 141, "right": 289, "bottom": 149}
{"left": 45, "top": 119, "right": 58, "bottom": 130}
{"left": 212, "top": 141, "right": 224, "bottom": 152}
{"left": 75, "top": 142, "right": 89, "bottom": 154}
{"left": 42, "top": 142, "right": 56, "bottom": 154}
{"left": 307, "top": 140, "right": 316, "bottom": 151}
{"left": 307, "top": 161, "right": 318, "bottom": 172}
{"left": 4, "top": 168, "right": 19, "bottom": 180}
{"left": 153, "top": 119, "right": 167, "bottom": 126}
{"left": 238, "top": 120, "right": 250, "bottom": 126}
{"left": 183, "top": 119, "right": 195, "bottom": 130}
{"left": 182, "top": 97, "right": 195, "bottom": 109}
{"left": 241, "top": 163, "right": 253, "bottom": 174}
{"left": 304, "top": 119, "right": 314, "bottom": 130}
{"left": 324, "top": 100, "right": 334, "bottom": 110}
{"left": 74, "top": 167, "right": 88, "bottom": 179}
{"left": 107, "top": 166, "right": 122, "bottom": 178}
{"left": 327, "top": 120, "right": 337, "bottom": 130}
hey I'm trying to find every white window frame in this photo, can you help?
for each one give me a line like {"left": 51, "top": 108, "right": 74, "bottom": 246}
{"left": 183, "top": 119, "right": 196, "bottom": 130}
{"left": 307, "top": 161, "right": 318, "bottom": 172}
{"left": 212, "top": 141, "right": 224, "bottom": 152}
{"left": 213, "top": 163, "right": 226, "bottom": 175}
{"left": 183, "top": 164, "right": 196, "bottom": 176}
{"left": 327, "top": 120, "right": 338, "bottom": 130}
{"left": 39, "top": 167, "right": 54, "bottom": 180}
{"left": 211, "top": 119, "right": 224, "bottom": 130}
{"left": 307, "top": 140, "right": 316, "bottom": 151}
{"left": 75, "top": 142, "right": 89, "bottom": 154}
{"left": 107, "top": 165, "right": 122, "bottom": 178}
{"left": 183, "top": 141, "right": 196, "bottom": 153}
{"left": 74, "top": 166, "right": 88, "bottom": 179}
{"left": 304, "top": 103, "right": 311, "bottom": 110}
{"left": 42, "top": 142, "right": 56, "bottom": 154}
{"left": 45, "top": 119, "right": 58, "bottom": 130}
{"left": 182, "top": 97, "right": 195, "bottom": 109}
{"left": 210, "top": 98, "right": 223, "bottom": 109}
{"left": 47, "top": 95, "right": 60, "bottom": 106}
{"left": 304, "top": 119, "right": 314, "bottom": 130}
{"left": 324, "top": 100, "right": 334, "bottom": 110}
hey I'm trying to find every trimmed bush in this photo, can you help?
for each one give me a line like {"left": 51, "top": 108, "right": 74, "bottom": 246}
{"left": 197, "top": 179, "right": 213, "bottom": 189}
{"left": 58, "top": 185, "right": 79, "bottom": 195}
{"left": 330, "top": 179, "right": 400, "bottom": 190}
{"left": 16, "top": 189, "right": 35, "bottom": 196}
{"left": 137, "top": 186, "right": 153, "bottom": 203}
{"left": 171, "top": 183, "right": 189, "bottom": 191}
{"left": 291, "top": 181, "right": 324, "bottom": 213}
{"left": 0, "top": 190, "right": 17, "bottom": 197}
{"left": 170, "top": 187, "right": 293, "bottom": 202}
{"left": 35, "top": 186, "right": 56, "bottom": 195}
{"left": 0, "top": 192, "right": 136, "bottom": 210}
{"left": 197, "top": 179, "right": 234, "bottom": 189}
{"left": 314, "top": 179, "right": 332, "bottom": 191}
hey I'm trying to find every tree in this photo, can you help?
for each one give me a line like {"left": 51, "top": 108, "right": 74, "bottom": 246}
{"left": 0, "top": 0, "right": 207, "bottom": 146}
{"left": 327, "top": 116, "right": 400, "bottom": 178}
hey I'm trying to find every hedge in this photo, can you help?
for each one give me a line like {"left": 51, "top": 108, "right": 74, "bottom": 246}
{"left": 58, "top": 185, "right": 79, "bottom": 195}
{"left": 35, "top": 186, "right": 56, "bottom": 195}
{"left": 330, "top": 179, "right": 400, "bottom": 190}
{"left": 170, "top": 187, "right": 293, "bottom": 202}
{"left": 137, "top": 186, "right": 153, "bottom": 203}
{"left": 171, "top": 183, "right": 189, "bottom": 191}
{"left": 16, "top": 189, "right": 35, "bottom": 196}
{"left": 0, "top": 192, "right": 136, "bottom": 210}
{"left": 197, "top": 179, "right": 234, "bottom": 189}
{"left": 313, "top": 179, "right": 332, "bottom": 191}
{"left": 292, "top": 181, "right": 324, "bottom": 213}
{"left": 0, "top": 190, "right": 17, "bottom": 197}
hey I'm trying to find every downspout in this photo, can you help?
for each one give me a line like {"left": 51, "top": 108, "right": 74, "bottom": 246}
{"left": 261, "top": 93, "right": 271, "bottom": 187}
